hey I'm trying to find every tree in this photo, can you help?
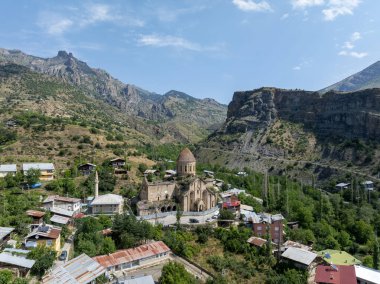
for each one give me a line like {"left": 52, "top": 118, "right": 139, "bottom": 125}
{"left": 25, "top": 168, "right": 41, "bottom": 185}
{"left": 374, "top": 238, "right": 379, "bottom": 269}
{"left": 159, "top": 261, "right": 197, "bottom": 284}
{"left": 27, "top": 245, "right": 56, "bottom": 277}
{"left": 138, "top": 163, "right": 148, "bottom": 174}
{"left": 0, "top": 269, "right": 12, "bottom": 284}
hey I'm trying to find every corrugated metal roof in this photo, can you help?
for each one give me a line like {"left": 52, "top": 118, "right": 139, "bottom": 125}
{"left": 26, "top": 224, "right": 61, "bottom": 240}
{"left": 125, "top": 275, "right": 155, "bottom": 284}
{"left": 43, "top": 195, "right": 81, "bottom": 204}
{"left": 0, "top": 164, "right": 17, "bottom": 172}
{"left": 281, "top": 247, "right": 317, "bottom": 266}
{"left": 0, "top": 252, "right": 35, "bottom": 268}
{"left": 23, "top": 163, "right": 55, "bottom": 171}
{"left": 3, "top": 248, "right": 30, "bottom": 254}
{"left": 93, "top": 241, "right": 170, "bottom": 268}
{"left": 355, "top": 265, "right": 380, "bottom": 284}
{"left": 90, "top": 194, "right": 123, "bottom": 205}
{"left": 0, "top": 227, "right": 14, "bottom": 240}
{"left": 50, "top": 207, "right": 75, "bottom": 217}
{"left": 50, "top": 215, "right": 70, "bottom": 225}
{"left": 26, "top": 210, "right": 46, "bottom": 218}
{"left": 42, "top": 253, "right": 106, "bottom": 284}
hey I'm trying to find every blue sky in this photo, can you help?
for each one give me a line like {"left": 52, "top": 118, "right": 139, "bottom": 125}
{"left": 0, "top": 0, "right": 379, "bottom": 104}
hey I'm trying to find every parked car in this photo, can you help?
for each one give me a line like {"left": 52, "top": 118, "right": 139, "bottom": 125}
{"left": 189, "top": 218, "right": 200, "bottom": 223}
{"left": 59, "top": 250, "right": 67, "bottom": 261}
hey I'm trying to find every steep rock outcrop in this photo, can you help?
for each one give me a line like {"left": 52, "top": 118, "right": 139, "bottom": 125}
{"left": 222, "top": 87, "right": 380, "bottom": 140}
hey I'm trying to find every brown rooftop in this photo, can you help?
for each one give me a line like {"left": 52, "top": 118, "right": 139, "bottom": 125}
{"left": 26, "top": 210, "right": 45, "bottom": 218}
{"left": 93, "top": 241, "right": 170, "bottom": 268}
{"left": 247, "top": 236, "right": 268, "bottom": 247}
{"left": 177, "top": 148, "right": 196, "bottom": 163}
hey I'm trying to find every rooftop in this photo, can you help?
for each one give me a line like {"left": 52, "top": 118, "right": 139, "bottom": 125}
{"left": 91, "top": 194, "right": 123, "bottom": 205}
{"left": 50, "top": 207, "right": 75, "bottom": 217}
{"left": 281, "top": 247, "right": 317, "bottom": 266}
{"left": 318, "top": 250, "right": 362, "bottom": 265}
{"left": 93, "top": 241, "right": 170, "bottom": 268}
{"left": 125, "top": 275, "right": 155, "bottom": 284}
{"left": 314, "top": 265, "right": 356, "bottom": 284}
{"left": 26, "top": 210, "right": 46, "bottom": 218}
{"left": 282, "top": 240, "right": 312, "bottom": 251}
{"left": 0, "top": 252, "right": 35, "bottom": 268}
{"left": 42, "top": 253, "right": 106, "bottom": 284}
{"left": 0, "top": 227, "right": 14, "bottom": 240}
{"left": 177, "top": 148, "right": 196, "bottom": 163}
{"left": 50, "top": 214, "right": 70, "bottom": 225}
{"left": 0, "top": 164, "right": 17, "bottom": 172}
{"left": 26, "top": 224, "right": 61, "bottom": 240}
{"left": 22, "top": 163, "right": 55, "bottom": 171}
{"left": 354, "top": 265, "right": 380, "bottom": 284}
{"left": 43, "top": 195, "right": 81, "bottom": 204}
{"left": 247, "top": 236, "right": 273, "bottom": 247}
{"left": 251, "top": 212, "right": 284, "bottom": 224}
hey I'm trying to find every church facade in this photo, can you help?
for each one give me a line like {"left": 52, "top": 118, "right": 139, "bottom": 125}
{"left": 137, "top": 148, "right": 217, "bottom": 216}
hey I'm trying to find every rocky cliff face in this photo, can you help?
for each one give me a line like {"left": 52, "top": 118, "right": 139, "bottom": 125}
{"left": 223, "top": 87, "right": 380, "bottom": 140}
{"left": 0, "top": 48, "right": 227, "bottom": 141}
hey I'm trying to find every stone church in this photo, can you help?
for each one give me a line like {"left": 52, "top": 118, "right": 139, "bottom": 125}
{"left": 137, "top": 148, "right": 217, "bottom": 216}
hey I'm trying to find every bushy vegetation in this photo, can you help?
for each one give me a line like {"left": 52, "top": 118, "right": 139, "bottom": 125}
{"left": 159, "top": 261, "right": 197, "bottom": 284}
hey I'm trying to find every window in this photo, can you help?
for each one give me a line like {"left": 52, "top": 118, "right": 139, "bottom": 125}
{"left": 46, "top": 240, "right": 52, "bottom": 246}
{"left": 257, "top": 226, "right": 262, "bottom": 230}
{"left": 275, "top": 227, "right": 279, "bottom": 231}
{"left": 274, "top": 239, "right": 278, "bottom": 243}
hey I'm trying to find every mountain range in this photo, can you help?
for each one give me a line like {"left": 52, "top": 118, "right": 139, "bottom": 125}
{"left": 0, "top": 48, "right": 227, "bottom": 142}
{"left": 320, "top": 61, "right": 380, "bottom": 93}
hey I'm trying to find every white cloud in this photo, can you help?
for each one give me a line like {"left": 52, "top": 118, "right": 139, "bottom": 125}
{"left": 350, "top": 31, "right": 361, "bottom": 41}
{"left": 232, "top": 0, "right": 272, "bottom": 12}
{"left": 293, "top": 66, "right": 301, "bottom": 71}
{"left": 281, "top": 13, "right": 289, "bottom": 20}
{"left": 339, "top": 50, "right": 367, "bottom": 58}
{"left": 156, "top": 6, "right": 206, "bottom": 22}
{"left": 322, "top": 0, "right": 361, "bottom": 21}
{"left": 37, "top": 13, "right": 73, "bottom": 35}
{"left": 38, "top": 4, "right": 144, "bottom": 36}
{"left": 342, "top": 41, "right": 354, "bottom": 49}
{"left": 338, "top": 31, "right": 367, "bottom": 58}
{"left": 292, "top": 0, "right": 325, "bottom": 9}
{"left": 138, "top": 34, "right": 201, "bottom": 51}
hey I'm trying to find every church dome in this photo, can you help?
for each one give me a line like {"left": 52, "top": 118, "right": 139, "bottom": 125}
{"left": 177, "top": 148, "right": 196, "bottom": 163}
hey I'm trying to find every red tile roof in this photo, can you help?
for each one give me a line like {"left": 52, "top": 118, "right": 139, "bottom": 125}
{"left": 93, "top": 241, "right": 170, "bottom": 268}
{"left": 26, "top": 210, "right": 45, "bottom": 218}
{"left": 315, "top": 265, "right": 356, "bottom": 284}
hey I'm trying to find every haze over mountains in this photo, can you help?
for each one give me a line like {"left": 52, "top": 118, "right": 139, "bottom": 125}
{"left": 0, "top": 48, "right": 227, "bottom": 142}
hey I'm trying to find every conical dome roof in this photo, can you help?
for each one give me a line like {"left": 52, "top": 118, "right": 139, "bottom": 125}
{"left": 177, "top": 148, "right": 196, "bottom": 163}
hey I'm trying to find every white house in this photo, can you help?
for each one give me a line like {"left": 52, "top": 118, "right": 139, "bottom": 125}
{"left": 22, "top": 163, "right": 55, "bottom": 181}
{"left": 362, "top": 181, "right": 374, "bottom": 191}
{"left": 43, "top": 195, "right": 81, "bottom": 214}
{"left": 0, "top": 164, "right": 17, "bottom": 178}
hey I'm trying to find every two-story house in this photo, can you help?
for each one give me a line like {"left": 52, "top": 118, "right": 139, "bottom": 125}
{"left": 251, "top": 213, "right": 284, "bottom": 244}
{"left": 22, "top": 163, "right": 55, "bottom": 181}
{"left": 42, "top": 195, "right": 81, "bottom": 214}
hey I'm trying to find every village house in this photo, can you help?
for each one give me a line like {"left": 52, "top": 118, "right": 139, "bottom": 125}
{"left": 0, "top": 252, "right": 35, "bottom": 277}
{"left": 42, "top": 195, "right": 81, "bottom": 214}
{"left": 355, "top": 265, "right": 380, "bottom": 284}
{"left": 318, "top": 250, "right": 362, "bottom": 266}
{"left": 252, "top": 213, "right": 285, "bottom": 244}
{"left": 137, "top": 148, "right": 217, "bottom": 216}
{"left": 362, "top": 180, "right": 374, "bottom": 191}
{"left": 0, "top": 227, "right": 14, "bottom": 249}
{"left": 22, "top": 163, "right": 55, "bottom": 181}
{"left": 50, "top": 215, "right": 71, "bottom": 226}
{"left": 0, "top": 164, "right": 17, "bottom": 177}
{"left": 42, "top": 253, "right": 106, "bottom": 284}
{"left": 314, "top": 264, "right": 356, "bottom": 284}
{"left": 26, "top": 210, "right": 45, "bottom": 225}
{"left": 335, "top": 182, "right": 350, "bottom": 191}
{"left": 88, "top": 171, "right": 124, "bottom": 215}
{"left": 247, "top": 236, "right": 275, "bottom": 248}
{"left": 93, "top": 241, "right": 171, "bottom": 274}
{"left": 222, "top": 194, "right": 241, "bottom": 213}
{"left": 25, "top": 224, "right": 61, "bottom": 253}
{"left": 78, "top": 163, "right": 96, "bottom": 176}
{"left": 281, "top": 247, "right": 318, "bottom": 270}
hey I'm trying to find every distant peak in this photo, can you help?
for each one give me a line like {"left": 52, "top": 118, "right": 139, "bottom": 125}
{"left": 57, "top": 50, "right": 73, "bottom": 58}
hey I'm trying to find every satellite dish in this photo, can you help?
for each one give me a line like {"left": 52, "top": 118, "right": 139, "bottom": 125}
{"left": 35, "top": 235, "right": 39, "bottom": 239}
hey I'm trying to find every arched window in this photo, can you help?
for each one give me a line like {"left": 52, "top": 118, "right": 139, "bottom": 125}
{"left": 157, "top": 196, "right": 160, "bottom": 201}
